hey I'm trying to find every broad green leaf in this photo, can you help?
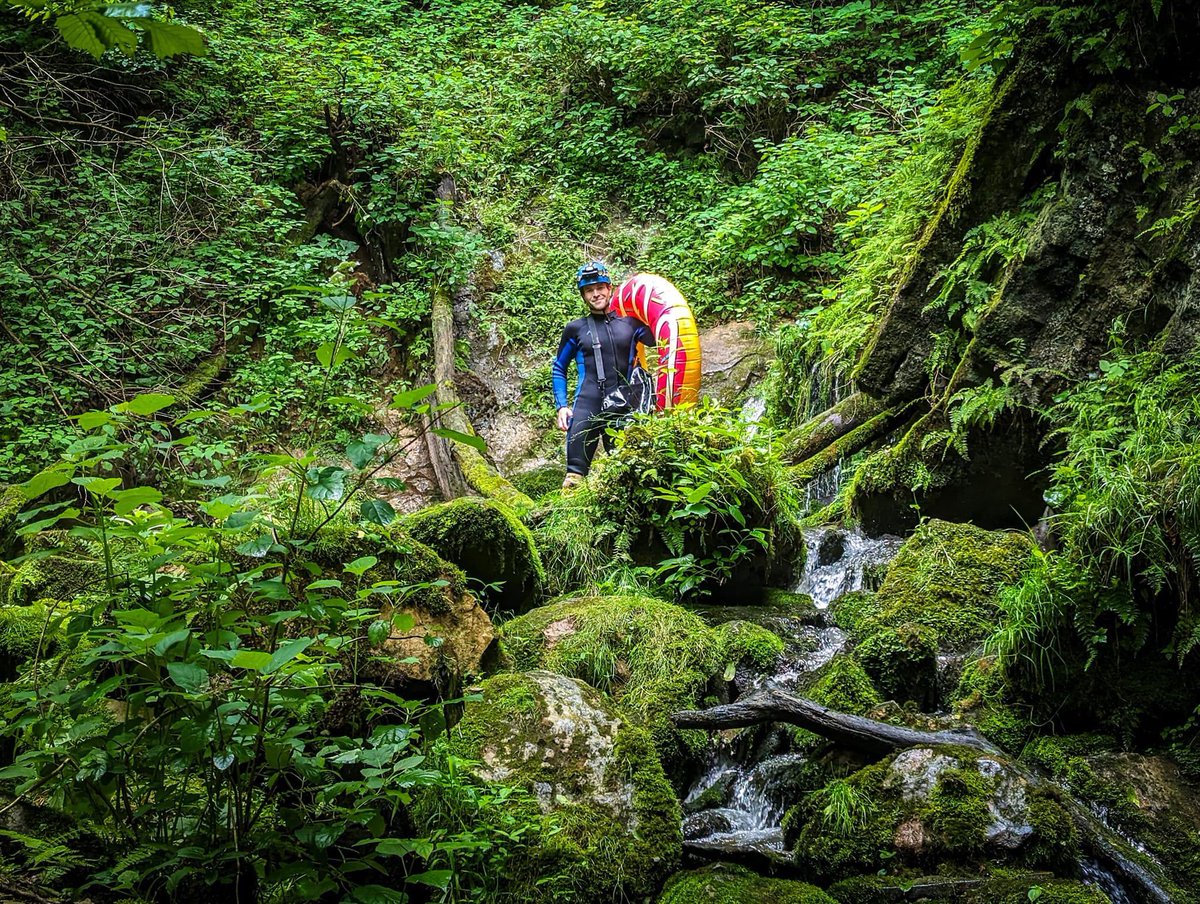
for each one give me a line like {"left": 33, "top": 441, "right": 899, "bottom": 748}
{"left": 55, "top": 13, "right": 105, "bottom": 57}
{"left": 224, "top": 510, "right": 257, "bottom": 530}
{"left": 432, "top": 426, "right": 486, "bottom": 452}
{"left": 367, "top": 620, "right": 390, "bottom": 647}
{"left": 230, "top": 649, "right": 272, "bottom": 671}
{"left": 72, "top": 476, "right": 122, "bottom": 497}
{"left": 111, "top": 486, "right": 163, "bottom": 515}
{"left": 315, "top": 342, "right": 354, "bottom": 369}
{"left": 392, "top": 384, "right": 438, "bottom": 409}
{"left": 376, "top": 477, "right": 406, "bottom": 491}
{"left": 77, "top": 410, "right": 112, "bottom": 430}
{"left": 344, "top": 556, "right": 378, "bottom": 576}
{"left": 153, "top": 628, "right": 190, "bottom": 656}
{"left": 20, "top": 468, "right": 70, "bottom": 500}
{"left": 306, "top": 579, "right": 343, "bottom": 590}
{"left": 408, "top": 871, "right": 453, "bottom": 890}
{"left": 349, "top": 885, "right": 405, "bottom": 903}
{"left": 346, "top": 433, "right": 388, "bottom": 469}
{"left": 113, "top": 608, "right": 162, "bottom": 630}
{"left": 116, "top": 393, "right": 176, "bottom": 416}
{"left": 81, "top": 10, "right": 137, "bottom": 55}
{"left": 304, "top": 466, "right": 345, "bottom": 501}
{"left": 133, "top": 18, "right": 206, "bottom": 59}
{"left": 235, "top": 533, "right": 274, "bottom": 558}
{"left": 318, "top": 294, "right": 357, "bottom": 312}
{"left": 167, "top": 662, "right": 208, "bottom": 692}
{"left": 266, "top": 637, "right": 315, "bottom": 673}
{"left": 360, "top": 498, "right": 396, "bottom": 526}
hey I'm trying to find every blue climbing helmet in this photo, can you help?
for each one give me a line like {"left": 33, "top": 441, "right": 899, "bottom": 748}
{"left": 576, "top": 260, "right": 612, "bottom": 291}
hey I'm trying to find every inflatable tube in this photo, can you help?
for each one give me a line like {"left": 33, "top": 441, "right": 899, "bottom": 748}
{"left": 612, "top": 273, "right": 702, "bottom": 410}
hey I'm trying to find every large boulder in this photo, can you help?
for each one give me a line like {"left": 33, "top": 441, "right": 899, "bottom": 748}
{"left": 850, "top": 520, "right": 1032, "bottom": 710}
{"left": 658, "top": 863, "right": 834, "bottom": 904}
{"left": 783, "top": 746, "right": 1077, "bottom": 883}
{"left": 404, "top": 497, "right": 545, "bottom": 616}
{"left": 446, "top": 670, "right": 681, "bottom": 902}
{"left": 501, "top": 595, "right": 727, "bottom": 779}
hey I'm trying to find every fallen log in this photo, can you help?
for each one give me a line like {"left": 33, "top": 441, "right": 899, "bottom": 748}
{"left": 672, "top": 691, "right": 1179, "bottom": 904}
{"left": 672, "top": 690, "right": 999, "bottom": 757}
{"left": 781, "top": 392, "right": 886, "bottom": 464}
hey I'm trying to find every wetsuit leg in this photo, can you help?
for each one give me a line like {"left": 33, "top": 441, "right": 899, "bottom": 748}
{"left": 565, "top": 395, "right": 609, "bottom": 476}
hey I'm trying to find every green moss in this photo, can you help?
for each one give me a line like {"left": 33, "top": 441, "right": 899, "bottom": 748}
{"left": 829, "top": 875, "right": 1109, "bottom": 904}
{"left": 828, "top": 590, "right": 877, "bottom": 633}
{"left": 718, "top": 620, "right": 785, "bottom": 672}
{"left": 658, "top": 864, "right": 836, "bottom": 903}
{"left": 6, "top": 552, "right": 106, "bottom": 607}
{"left": 405, "top": 497, "right": 545, "bottom": 615}
{"left": 306, "top": 523, "right": 468, "bottom": 615}
{"left": 174, "top": 353, "right": 224, "bottom": 405}
{"left": 0, "top": 599, "right": 59, "bottom": 681}
{"left": 856, "top": 623, "right": 939, "bottom": 707}
{"left": 511, "top": 463, "right": 567, "bottom": 500}
{"left": 805, "top": 654, "right": 883, "bottom": 716}
{"left": 993, "top": 881, "right": 1111, "bottom": 904}
{"left": 0, "top": 485, "right": 23, "bottom": 559}
{"left": 0, "top": 561, "right": 14, "bottom": 605}
{"left": 444, "top": 671, "right": 681, "bottom": 902}
{"left": 858, "top": 519, "right": 1034, "bottom": 654}
{"left": 501, "top": 595, "right": 724, "bottom": 725}
{"left": 455, "top": 443, "right": 536, "bottom": 517}
{"left": 951, "top": 657, "right": 1034, "bottom": 752}
{"left": 925, "top": 765, "right": 991, "bottom": 856}
{"left": 762, "top": 588, "right": 818, "bottom": 615}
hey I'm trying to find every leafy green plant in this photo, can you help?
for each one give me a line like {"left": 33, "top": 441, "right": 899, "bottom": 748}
{"left": 4, "top": 0, "right": 205, "bottom": 59}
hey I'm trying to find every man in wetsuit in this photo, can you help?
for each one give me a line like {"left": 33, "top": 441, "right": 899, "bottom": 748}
{"left": 552, "top": 261, "right": 652, "bottom": 488}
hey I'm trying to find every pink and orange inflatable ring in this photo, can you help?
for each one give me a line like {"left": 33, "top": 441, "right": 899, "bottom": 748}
{"left": 612, "top": 273, "right": 702, "bottom": 410}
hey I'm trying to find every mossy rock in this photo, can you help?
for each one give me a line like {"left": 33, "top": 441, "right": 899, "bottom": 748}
{"left": 510, "top": 463, "right": 567, "bottom": 501}
{"left": 658, "top": 863, "right": 835, "bottom": 903}
{"left": 501, "top": 595, "right": 725, "bottom": 724}
{"left": 828, "top": 590, "right": 876, "bottom": 633}
{"left": 0, "top": 599, "right": 61, "bottom": 682}
{"left": 444, "top": 670, "right": 681, "bottom": 902}
{"left": 856, "top": 622, "right": 939, "bottom": 709}
{"left": 951, "top": 656, "right": 1035, "bottom": 752}
{"left": 404, "top": 497, "right": 545, "bottom": 616}
{"left": 718, "top": 620, "right": 785, "bottom": 672}
{"left": 827, "top": 874, "right": 1108, "bottom": 904}
{"left": 6, "top": 551, "right": 107, "bottom": 608}
{"left": 0, "top": 485, "right": 23, "bottom": 560}
{"left": 783, "top": 746, "right": 1078, "bottom": 884}
{"left": 500, "top": 594, "right": 726, "bottom": 780}
{"left": 805, "top": 654, "right": 883, "bottom": 716}
{"left": 858, "top": 519, "right": 1033, "bottom": 658}
{"left": 1020, "top": 742, "right": 1200, "bottom": 897}
{"left": 762, "top": 588, "right": 819, "bottom": 615}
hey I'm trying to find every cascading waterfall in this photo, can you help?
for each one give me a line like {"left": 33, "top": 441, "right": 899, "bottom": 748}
{"left": 793, "top": 526, "right": 904, "bottom": 608}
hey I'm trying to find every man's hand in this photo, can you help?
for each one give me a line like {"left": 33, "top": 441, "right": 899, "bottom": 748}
{"left": 556, "top": 406, "right": 573, "bottom": 431}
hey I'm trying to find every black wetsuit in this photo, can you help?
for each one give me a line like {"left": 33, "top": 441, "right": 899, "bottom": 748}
{"left": 552, "top": 312, "right": 651, "bottom": 476}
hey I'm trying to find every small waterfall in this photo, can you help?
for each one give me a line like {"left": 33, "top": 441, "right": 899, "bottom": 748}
{"left": 1080, "top": 860, "right": 1136, "bottom": 904}
{"left": 794, "top": 526, "right": 904, "bottom": 608}
{"left": 740, "top": 395, "right": 767, "bottom": 438}
{"left": 682, "top": 616, "right": 849, "bottom": 853}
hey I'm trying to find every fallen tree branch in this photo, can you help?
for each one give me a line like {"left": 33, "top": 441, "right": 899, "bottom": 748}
{"left": 672, "top": 690, "right": 999, "bottom": 756}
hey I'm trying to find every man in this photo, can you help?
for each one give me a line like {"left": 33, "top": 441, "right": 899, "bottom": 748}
{"left": 552, "top": 261, "right": 652, "bottom": 488}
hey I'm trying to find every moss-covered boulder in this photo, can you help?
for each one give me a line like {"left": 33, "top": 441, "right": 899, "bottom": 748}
{"left": 446, "top": 670, "right": 681, "bottom": 902}
{"left": 804, "top": 655, "right": 883, "bottom": 716}
{"left": 718, "top": 620, "right": 785, "bottom": 672}
{"left": 828, "top": 874, "right": 1111, "bottom": 904}
{"left": 658, "top": 863, "right": 835, "bottom": 903}
{"left": 500, "top": 595, "right": 725, "bottom": 775}
{"left": 951, "top": 656, "right": 1035, "bottom": 752}
{"left": 404, "top": 497, "right": 545, "bottom": 616}
{"left": 849, "top": 520, "right": 1033, "bottom": 709}
{"left": 0, "top": 599, "right": 59, "bottom": 682}
{"left": 6, "top": 547, "right": 106, "bottom": 607}
{"left": 0, "top": 485, "right": 23, "bottom": 560}
{"left": 306, "top": 525, "right": 498, "bottom": 698}
{"left": 783, "top": 746, "right": 1077, "bottom": 883}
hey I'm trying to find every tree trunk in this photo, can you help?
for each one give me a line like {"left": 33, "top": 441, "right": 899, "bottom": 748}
{"left": 427, "top": 175, "right": 534, "bottom": 515}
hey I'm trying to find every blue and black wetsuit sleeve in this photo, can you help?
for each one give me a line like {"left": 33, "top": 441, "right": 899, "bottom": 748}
{"left": 552, "top": 324, "right": 579, "bottom": 409}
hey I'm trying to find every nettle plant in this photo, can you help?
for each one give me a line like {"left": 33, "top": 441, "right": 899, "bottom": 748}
{"left": 0, "top": 386, "right": 514, "bottom": 898}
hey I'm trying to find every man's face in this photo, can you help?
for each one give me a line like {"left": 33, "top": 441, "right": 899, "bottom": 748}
{"left": 582, "top": 282, "right": 612, "bottom": 313}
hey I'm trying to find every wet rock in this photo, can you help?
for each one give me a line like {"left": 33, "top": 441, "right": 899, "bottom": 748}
{"left": 816, "top": 530, "right": 847, "bottom": 566}
{"left": 659, "top": 863, "right": 833, "bottom": 903}
{"left": 445, "top": 670, "right": 681, "bottom": 901}
{"left": 684, "top": 771, "right": 738, "bottom": 815}
{"left": 683, "top": 809, "right": 734, "bottom": 839}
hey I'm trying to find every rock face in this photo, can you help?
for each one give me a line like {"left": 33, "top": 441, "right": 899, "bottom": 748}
{"left": 448, "top": 670, "right": 681, "bottom": 902}
{"left": 699, "top": 320, "right": 772, "bottom": 407}
{"left": 783, "top": 745, "right": 1077, "bottom": 882}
